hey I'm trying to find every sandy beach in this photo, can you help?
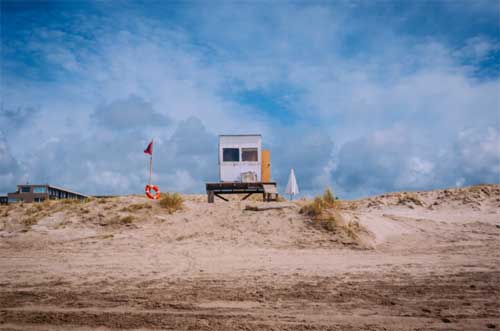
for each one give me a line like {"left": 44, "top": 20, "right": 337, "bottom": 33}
{"left": 0, "top": 185, "right": 499, "bottom": 330}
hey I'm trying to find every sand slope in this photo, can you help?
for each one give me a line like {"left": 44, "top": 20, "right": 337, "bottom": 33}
{"left": 0, "top": 185, "right": 499, "bottom": 330}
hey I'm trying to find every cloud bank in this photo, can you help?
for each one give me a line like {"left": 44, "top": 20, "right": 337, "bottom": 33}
{"left": 0, "top": 1, "right": 499, "bottom": 198}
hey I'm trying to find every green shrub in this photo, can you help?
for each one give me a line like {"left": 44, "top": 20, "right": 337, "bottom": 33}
{"left": 159, "top": 193, "right": 183, "bottom": 214}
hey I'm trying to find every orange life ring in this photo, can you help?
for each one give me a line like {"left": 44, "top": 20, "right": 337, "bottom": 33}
{"left": 145, "top": 184, "right": 161, "bottom": 200}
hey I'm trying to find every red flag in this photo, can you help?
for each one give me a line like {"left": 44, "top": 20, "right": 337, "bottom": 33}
{"left": 144, "top": 140, "right": 153, "bottom": 155}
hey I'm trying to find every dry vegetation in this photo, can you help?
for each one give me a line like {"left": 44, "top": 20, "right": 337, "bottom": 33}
{"left": 120, "top": 203, "right": 152, "bottom": 212}
{"left": 0, "top": 196, "right": 162, "bottom": 232}
{"left": 396, "top": 192, "right": 425, "bottom": 207}
{"left": 299, "top": 188, "right": 362, "bottom": 241}
{"left": 159, "top": 192, "right": 184, "bottom": 214}
{"left": 299, "top": 188, "right": 338, "bottom": 217}
{"left": 118, "top": 215, "right": 135, "bottom": 224}
{"left": 17, "top": 199, "right": 92, "bottom": 228}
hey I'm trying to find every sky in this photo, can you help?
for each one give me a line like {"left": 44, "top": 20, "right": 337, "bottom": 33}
{"left": 0, "top": 0, "right": 499, "bottom": 199}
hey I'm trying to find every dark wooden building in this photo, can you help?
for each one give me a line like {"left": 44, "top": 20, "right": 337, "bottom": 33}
{"left": 6, "top": 184, "right": 88, "bottom": 203}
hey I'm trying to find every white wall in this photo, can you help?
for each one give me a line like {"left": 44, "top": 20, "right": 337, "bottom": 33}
{"left": 219, "top": 135, "right": 261, "bottom": 182}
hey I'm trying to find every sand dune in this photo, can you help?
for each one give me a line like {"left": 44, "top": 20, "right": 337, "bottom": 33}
{"left": 0, "top": 185, "right": 499, "bottom": 330}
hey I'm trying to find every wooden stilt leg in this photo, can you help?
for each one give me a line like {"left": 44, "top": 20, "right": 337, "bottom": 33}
{"left": 241, "top": 193, "right": 252, "bottom": 201}
{"left": 214, "top": 193, "right": 229, "bottom": 201}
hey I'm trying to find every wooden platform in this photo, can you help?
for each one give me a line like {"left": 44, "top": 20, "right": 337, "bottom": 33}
{"left": 206, "top": 182, "right": 278, "bottom": 203}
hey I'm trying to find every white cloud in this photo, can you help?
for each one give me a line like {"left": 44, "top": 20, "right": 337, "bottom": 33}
{"left": 1, "top": 2, "right": 498, "bottom": 197}
{"left": 0, "top": 132, "right": 25, "bottom": 192}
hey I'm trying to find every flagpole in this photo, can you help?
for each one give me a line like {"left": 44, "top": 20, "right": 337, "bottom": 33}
{"left": 148, "top": 139, "right": 153, "bottom": 186}
{"left": 148, "top": 156, "right": 152, "bottom": 186}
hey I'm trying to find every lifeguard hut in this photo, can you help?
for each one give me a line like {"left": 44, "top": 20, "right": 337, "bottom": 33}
{"left": 206, "top": 134, "right": 278, "bottom": 203}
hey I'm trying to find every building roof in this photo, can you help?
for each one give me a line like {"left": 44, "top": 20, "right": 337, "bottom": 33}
{"left": 16, "top": 184, "right": 88, "bottom": 198}
{"left": 48, "top": 185, "right": 88, "bottom": 197}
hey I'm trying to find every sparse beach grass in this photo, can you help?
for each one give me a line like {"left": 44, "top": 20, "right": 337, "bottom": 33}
{"left": 120, "top": 203, "right": 152, "bottom": 212}
{"left": 159, "top": 192, "right": 184, "bottom": 214}
{"left": 299, "top": 188, "right": 337, "bottom": 217}
{"left": 119, "top": 215, "right": 135, "bottom": 224}
{"left": 300, "top": 188, "right": 362, "bottom": 240}
{"left": 397, "top": 192, "right": 424, "bottom": 207}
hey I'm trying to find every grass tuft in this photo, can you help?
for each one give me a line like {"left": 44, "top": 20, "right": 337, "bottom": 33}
{"left": 80, "top": 208, "right": 90, "bottom": 214}
{"left": 120, "top": 215, "right": 135, "bottom": 224}
{"left": 299, "top": 197, "right": 326, "bottom": 217}
{"left": 159, "top": 193, "right": 184, "bottom": 214}
{"left": 320, "top": 215, "right": 338, "bottom": 232}
{"left": 60, "top": 198, "right": 89, "bottom": 205}
{"left": 25, "top": 207, "right": 39, "bottom": 215}
{"left": 22, "top": 216, "right": 39, "bottom": 227}
{"left": 344, "top": 220, "right": 361, "bottom": 240}
{"left": 299, "top": 188, "right": 338, "bottom": 217}
{"left": 322, "top": 188, "right": 336, "bottom": 207}
{"left": 120, "top": 203, "right": 152, "bottom": 212}
{"left": 299, "top": 187, "right": 363, "bottom": 241}
{"left": 397, "top": 193, "right": 424, "bottom": 207}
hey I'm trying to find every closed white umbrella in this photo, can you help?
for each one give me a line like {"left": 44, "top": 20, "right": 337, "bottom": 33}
{"left": 285, "top": 168, "right": 299, "bottom": 199}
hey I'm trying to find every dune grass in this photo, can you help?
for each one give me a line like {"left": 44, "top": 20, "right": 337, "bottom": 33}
{"left": 397, "top": 193, "right": 424, "bottom": 207}
{"left": 299, "top": 188, "right": 337, "bottom": 217}
{"left": 22, "top": 216, "right": 39, "bottom": 227}
{"left": 322, "top": 188, "right": 336, "bottom": 206}
{"left": 60, "top": 198, "right": 92, "bottom": 205}
{"left": 299, "top": 188, "right": 361, "bottom": 240}
{"left": 120, "top": 203, "right": 152, "bottom": 212}
{"left": 159, "top": 193, "right": 184, "bottom": 214}
{"left": 120, "top": 215, "right": 135, "bottom": 224}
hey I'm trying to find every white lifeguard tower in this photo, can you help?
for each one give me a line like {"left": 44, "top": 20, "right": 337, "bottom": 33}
{"left": 206, "top": 134, "right": 277, "bottom": 203}
{"left": 219, "top": 134, "right": 262, "bottom": 182}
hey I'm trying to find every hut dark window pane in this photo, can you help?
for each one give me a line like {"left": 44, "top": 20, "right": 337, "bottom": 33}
{"left": 21, "top": 186, "right": 30, "bottom": 193}
{"left": 242, "top": 148, "right": 258, "bottom": 161}
{"left": 223, "top": 148, "right": 239, "bottom": 162}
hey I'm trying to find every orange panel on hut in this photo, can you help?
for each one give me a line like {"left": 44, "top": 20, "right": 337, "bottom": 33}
{"left": 261, "top": 150, "right": 271, "bottom": 182}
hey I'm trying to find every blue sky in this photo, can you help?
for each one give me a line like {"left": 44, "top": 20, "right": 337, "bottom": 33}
{"left": 1, "top": 0, "right": 499, "bottom": 198}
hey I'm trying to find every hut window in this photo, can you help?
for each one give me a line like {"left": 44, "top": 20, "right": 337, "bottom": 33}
{"left": 20, "top": 186, "right": 30, "bottom": 193}
{"left": 242, "top": 148, "right": 258, "bottom": 161}
{"left": 223, "top": 148, "right": 240, "bottom": 162}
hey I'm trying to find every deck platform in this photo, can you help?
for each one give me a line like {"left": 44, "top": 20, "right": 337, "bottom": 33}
{"left": 206, "top": 182, "right": 278, "bottom": 203}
